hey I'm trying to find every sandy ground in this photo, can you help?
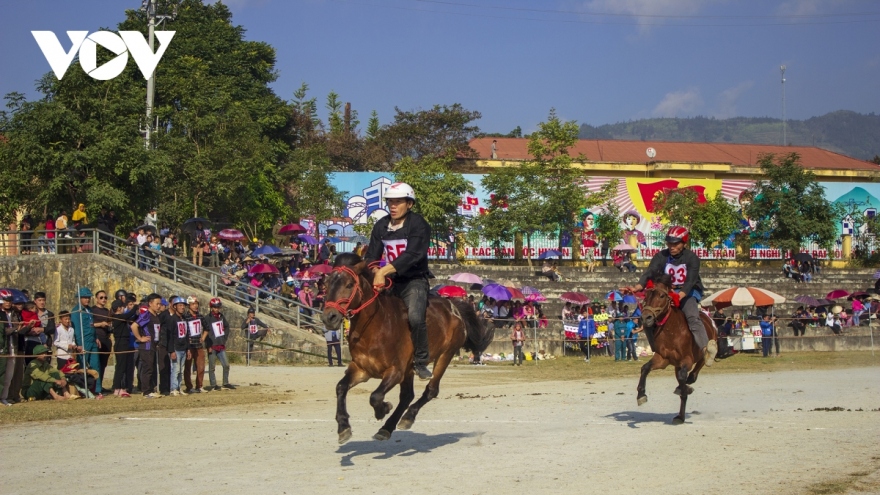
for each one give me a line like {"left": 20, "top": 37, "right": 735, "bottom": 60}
{"left": 1, "top": 364, "right": 878, "bottom": 495}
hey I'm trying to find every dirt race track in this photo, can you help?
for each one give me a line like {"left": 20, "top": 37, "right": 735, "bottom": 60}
{"left": 1, "top": 364, "right": 879, "bottom": 495}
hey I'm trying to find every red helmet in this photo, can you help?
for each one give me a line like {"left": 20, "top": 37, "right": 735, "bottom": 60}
{"left": 209, "top": 298, "right": 222, "bottom": 308}
{"left": 665, "top": 226, "right": 690, "bottom": 244}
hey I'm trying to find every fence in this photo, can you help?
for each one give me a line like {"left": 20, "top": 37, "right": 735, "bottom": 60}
{"left": 0, "top": 228, "right": 324, "bottom": 334}
{"left": 434, "top": 231, "right": 865, "bottom": 261}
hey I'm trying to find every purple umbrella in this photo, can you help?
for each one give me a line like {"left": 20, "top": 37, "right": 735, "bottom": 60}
{"left": 298, "top": 234, "right": 319, "bottom": 245}
{"left": 481, "top": 283, "right": 512, "bottom": 301}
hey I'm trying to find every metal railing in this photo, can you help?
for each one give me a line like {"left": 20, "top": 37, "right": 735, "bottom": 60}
{"left": 0, "top": 228, "right": 323, "bottom": 333}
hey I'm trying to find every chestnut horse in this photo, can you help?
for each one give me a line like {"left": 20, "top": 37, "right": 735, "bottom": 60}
{"left": 636, "top": 273, "right": 717, "bottom": 424}
{"left": 321, "top": 253, "right": 494, "bottom": 444}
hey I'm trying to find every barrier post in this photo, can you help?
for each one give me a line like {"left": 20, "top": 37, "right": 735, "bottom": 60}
{"left": 172, "top": 257, "right": 177, "bottom": 282}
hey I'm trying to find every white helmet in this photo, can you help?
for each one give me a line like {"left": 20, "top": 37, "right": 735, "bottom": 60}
{"left": 384, "top": 182, "right": 416, "bottom": 202}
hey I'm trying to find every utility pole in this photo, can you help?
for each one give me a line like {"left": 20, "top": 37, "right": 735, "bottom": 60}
{"left": 780, "top": 65, "right": 786, "bottom": 146}
{"left": 140, "top": 0, "right": 177, "bottom": 149}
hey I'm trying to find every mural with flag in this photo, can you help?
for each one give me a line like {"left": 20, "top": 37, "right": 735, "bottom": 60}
{"left": 321, "top": 172, "right": 880, "bottom": 260}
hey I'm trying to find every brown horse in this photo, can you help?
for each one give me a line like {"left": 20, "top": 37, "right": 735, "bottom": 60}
{"left": 636, "top": 273, "right": 717, "bottom": 424}
{"left": 320, "top": 253, "right": 494, "bottom": 444}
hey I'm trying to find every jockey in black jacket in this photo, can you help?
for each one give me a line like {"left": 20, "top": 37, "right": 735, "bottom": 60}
{"left": 621, "top": 226, "right": 718, "bottom": 366}
{"left": 363, "top": 182, "right": 433, "bottom": 380}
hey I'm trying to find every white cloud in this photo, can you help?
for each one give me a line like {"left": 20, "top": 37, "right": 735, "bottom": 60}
{"left": 581, "top": 0, "right": 717, "bottom": 34}
{"left": 715, "top": 81, "right": 754, "bottom": 118}
{"left": 651, "top": 88, "right": 703, "bottom": 118}
{"left": 776, "top": 0, "right": 824, "bottom": 17}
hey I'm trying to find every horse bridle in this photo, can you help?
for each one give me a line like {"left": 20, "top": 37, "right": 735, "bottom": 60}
{"left": 642, "top": 287, "right": 672, "bottom": 328}
{"left": 322, "top": 264, "right": 389, "bottom": 319}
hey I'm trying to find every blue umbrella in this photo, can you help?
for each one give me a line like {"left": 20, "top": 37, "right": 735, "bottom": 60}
{"left": 482, "top": 283, "right": 512, "bottom": 301}
{"left": 251, "top": 244, "right": 283, "bottom": 257}
{"left": 622, "top": 295, "right": 638, "bottom": 304}
{"left": 538, "top": 249, "right": 563, "bottom": 260}
{"left": 324, "top": 236, "right": 342, "bottom": 243}
{"left": 0, "top": 288, "right": 28, "bottom": 303}
{"left": 606, "top": 291, "right": 625, "bottom": 301}
{"left": 298, "top": 234, "right": 319, "bottom": 245}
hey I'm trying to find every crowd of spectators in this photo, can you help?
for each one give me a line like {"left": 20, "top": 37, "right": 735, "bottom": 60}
{"left": 0, "top": 285, "right": 282, "bottom": 404}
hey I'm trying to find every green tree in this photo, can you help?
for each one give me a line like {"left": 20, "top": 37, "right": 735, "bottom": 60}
{"left": 745, "top": 153, "right": 842, "bottom": 253}
{"left": 366, "top": 110, "right": 380, "bottom": 140}
{"left": 595, "top": 196, "right": 623, "bottom": 250}
{"left": 375, "top": 104, "right": 481, "bottom": 163}
{"left": 326, "top": 91, "right": 343, "bottom": 135}
{"left": 653, "top": 187, "right": 740, "bottom": 254}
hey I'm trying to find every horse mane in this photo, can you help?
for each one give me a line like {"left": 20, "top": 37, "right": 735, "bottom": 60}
{"left": 333, "top": 252, "right": 363, "bottom": 268}
{"left": 648, "top": 270, "right": 674, "bottom": 289}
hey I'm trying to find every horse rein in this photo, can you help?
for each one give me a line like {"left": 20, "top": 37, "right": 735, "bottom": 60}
{"left": 323, "top": 264, "right": 390, "bottom": 319}
{"left": 643, "top": 289, "right": 672, "bottom": 328}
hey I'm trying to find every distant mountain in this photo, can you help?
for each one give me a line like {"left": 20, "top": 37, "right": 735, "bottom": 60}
{"left": 578, "top": 111, "right": 880, "bottom": 161}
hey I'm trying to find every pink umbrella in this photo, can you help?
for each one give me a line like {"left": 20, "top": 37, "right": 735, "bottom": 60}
{"left": 611, "top": 243, "right": 637, "bottom": 253}
{"left": 826, "top": 289, "right": 850, "bottom": 300}
{"left": 278, "top": 223, "right": 306, "bottom": 235}
{"left": 248, "top": 263, "right": 279, "bottom": 275}
{"left": 560, "top": 292, "right": 590, "bottom": 305}
{"left": 449, "top": 272, "right": 483, "bottom": 285}
{"left": 310, "top": 264, "right": 332, "bottom": 275}
{"left": 218, "top": 229, "right": 245, "bottom": 241}
{"left": 525, "top": 293, "right": 547, "bottom": 303}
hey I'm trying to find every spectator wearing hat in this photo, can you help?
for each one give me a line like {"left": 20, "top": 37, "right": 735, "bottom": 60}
{"left": 21, "top": 345, "right": 71, "bottom": 401}
{"left": 154, "top": 298, "right": 173, "bottom": 396}
{"left": 71, "top": 287, "right": 102, "bottom": 399}
{"left": 163, "top": 296, "right": 189, "bottom": 396}
{"left": 183, "top": 296, "right": 207, "bottom": 393}
{"left": 53, "top": 311, "right": 80, "bottom": 369}
{"left": 109, "top": 300, "right": 134, "bottom": 397}
{"left": 242, "top": 308, "right": 269, "bottom": 366}
{"left": 205, "top": 298, "right": 234, "bottom": 391}
{"left": 131, "top": 293, "right": 163, "bottom": 398}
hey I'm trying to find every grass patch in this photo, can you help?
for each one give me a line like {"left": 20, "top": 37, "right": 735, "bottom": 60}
{"left": 0, "top": 386, "right": 291, "bottom": 426}
{"left": 805, "top": 468, "right": 879, "bottom": 495}
{"left": 451, "top": 351, "right": 880, "bottom": 384}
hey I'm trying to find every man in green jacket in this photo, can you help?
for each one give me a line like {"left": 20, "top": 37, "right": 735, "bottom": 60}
{"left": 71, "top": 287, "right": 102, "bottom": 398}
{"left": 22, "top": 345, "right": 71, "bottom": 401}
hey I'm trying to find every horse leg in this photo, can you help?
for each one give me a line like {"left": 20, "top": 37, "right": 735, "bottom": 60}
{"left": 370, "top": 368, "right": 404, "bottom": 423}
{"left": 686, "top": 359, "right": 705, "bottom": 386}
{"left": 399, "top": 350, "right": 454, "bottom": 430}
{"left": 337, "top": 367, "right": 368, "bottom": 445}
{"left": 636, "top": 354, "right": 667, "bottom": 406}
{"left": 376, "top": 370, "right": 415, "bottom": 441}
{"left": 673, "top": 365, "right": 690, "bottom": 425}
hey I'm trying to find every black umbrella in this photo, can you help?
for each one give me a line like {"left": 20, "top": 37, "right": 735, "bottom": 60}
{"left": 181, "top": 218, "right": 212, "bottom": 238}
{"left": 792, "top": 252, "right": 814, "bottom": 262}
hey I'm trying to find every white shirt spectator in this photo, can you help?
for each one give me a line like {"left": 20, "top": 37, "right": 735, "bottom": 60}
{"left": 54, "top": 323, "right": 76, "bottom": 361}
{"left": 144, "top": 211, "right": 158, "bottom": 227}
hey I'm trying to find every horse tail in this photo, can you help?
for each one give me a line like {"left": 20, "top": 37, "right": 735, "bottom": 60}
{"left": 453, "top": 300, "right": 495, "bottom": 355}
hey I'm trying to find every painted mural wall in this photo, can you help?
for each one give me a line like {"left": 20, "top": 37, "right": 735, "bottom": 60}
{"left": 311, "top": 172, "right": 880, "bottom": 261}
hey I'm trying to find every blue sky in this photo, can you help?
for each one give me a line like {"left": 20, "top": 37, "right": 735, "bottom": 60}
{"left": 1, "top": 0, "right": 879, "bottom": 133}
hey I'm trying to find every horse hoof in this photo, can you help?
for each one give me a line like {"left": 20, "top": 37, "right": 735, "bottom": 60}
{"left": 672, "top": 416, "right": 685, "bottom": 425}
{"left": 338, "top": 428, "right": 352, "bottom": 445}
{"left": 637, "top": 395, "right": 647, "bottom": 406}
{"left": 687, "top": 386, "right": 694, "bottom": 395}
{"left": 373, "top": 429, "right": 391, "bottom": 441}
{"left": 674, "top": 387, "right": 682, "bottom": 396}
{"left": 398, "top": 418, "right": 414, "bottom": 430}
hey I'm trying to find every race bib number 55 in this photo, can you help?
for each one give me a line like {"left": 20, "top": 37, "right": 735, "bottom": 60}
{"left": 665, "top": 263, "right": 688, "bottom": 286}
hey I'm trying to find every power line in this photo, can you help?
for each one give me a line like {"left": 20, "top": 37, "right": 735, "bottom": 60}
{"left": 413, "top": 0, "right": 880, "bottom": 20}
{"left": 329, "top": 0, "right": 880, "bottom": 27}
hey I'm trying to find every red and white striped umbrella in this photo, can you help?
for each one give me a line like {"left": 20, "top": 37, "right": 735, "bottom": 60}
{"left": 701, "top": 286, "right": 786, "bottom": 309}
{"left": 218, "top": 229, "right": 245, "bottom": 241}
{"left": 560, "top": 292, "right": 590, "bottom": 305}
